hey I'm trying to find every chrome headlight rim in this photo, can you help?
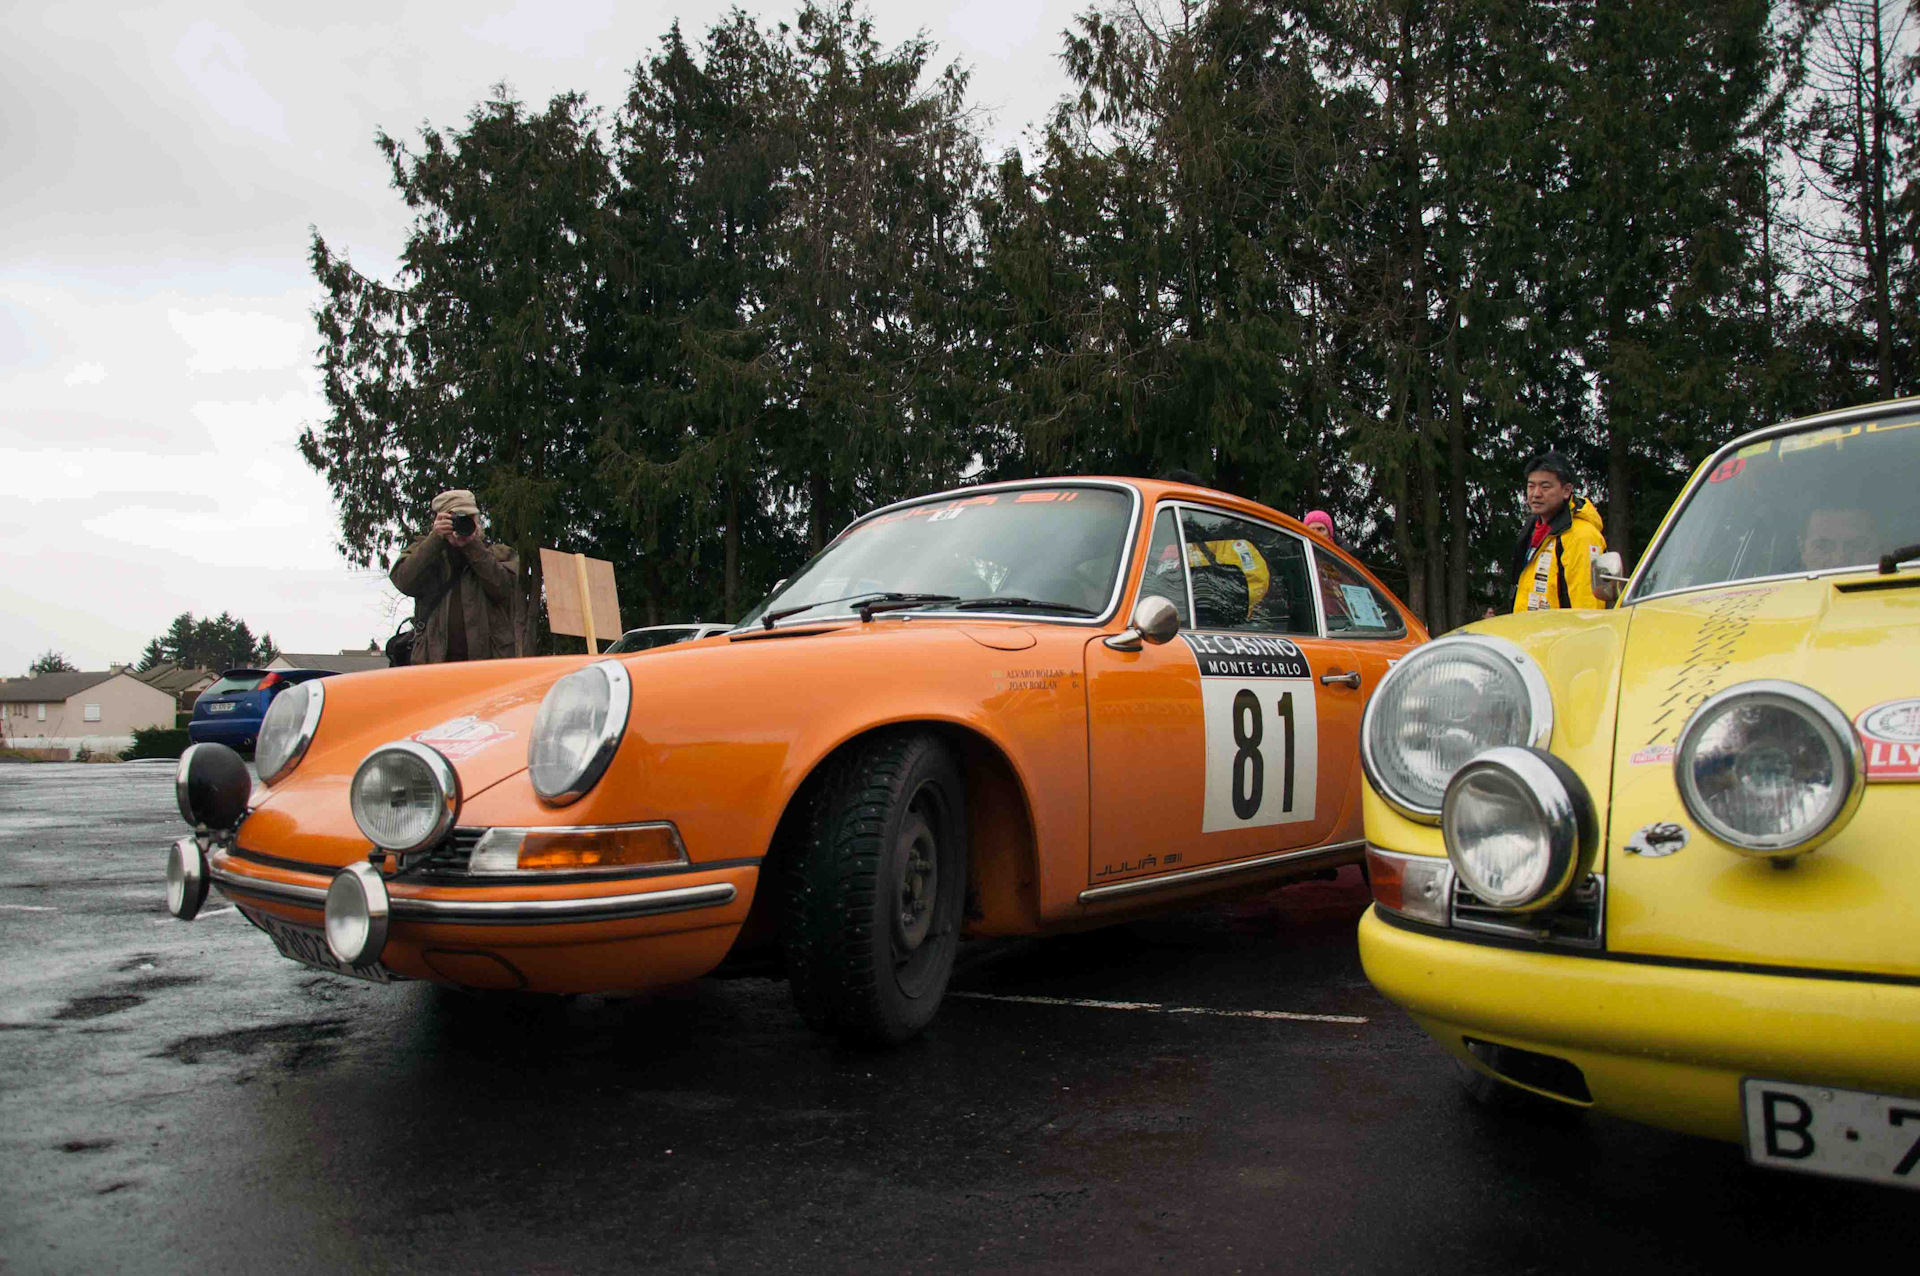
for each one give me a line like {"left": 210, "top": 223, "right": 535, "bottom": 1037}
{"left": 1360, "top": 633, "right": 1555, "bottom": 824}
{"left": 1674, "top": 679, "right": 1865, "bottom": 858}
{"left": 349, "top": 740, "right": 462, "bottom": 853}
{"left": 166, "top": 835, "right": 211, "bottom": 921}
{"left": 1441, "top": 745, "right": 1596, "bottom": 912}
{"left": 530, "top": 660, "right": 633, "bottom": 806}
{"left": 256, "top": 679, "right": 325, "bottom": 785}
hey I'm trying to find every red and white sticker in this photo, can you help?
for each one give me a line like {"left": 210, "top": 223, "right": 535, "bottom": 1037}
{"left": 1855, "top": 699, "right": 1920, "bottom": 781}
{"left": 1629, "top": 743, "right": 1676, "bottom": 767}
{"left": 412, "top": 715, "right": 514, "bottom": 761}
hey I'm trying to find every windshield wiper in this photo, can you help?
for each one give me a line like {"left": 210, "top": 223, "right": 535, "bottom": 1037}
{"left": 1880, "top": 544, "right": 1920, "bottom": 575}
{"left": 859, "top": 593, "right": 960, "bottom": 621}
{"left": 761, "top": 591, "right": 954, "bottom": 629}
{"left": 947, "top": 596, "right": 1100, "bottom": 616}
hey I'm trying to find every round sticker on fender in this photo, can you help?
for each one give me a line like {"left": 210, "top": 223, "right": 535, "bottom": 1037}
{"left": 1855, "top": 697, "right": 1920, "bottom": 781}
{"left": 1180, "top": 633, "right": 1319, "bottom": 832}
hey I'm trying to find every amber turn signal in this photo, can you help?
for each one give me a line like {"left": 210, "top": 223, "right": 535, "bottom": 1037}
{"left": 1365, "top": 844, "right": 1452, "bottom": 927}
{"left": 468, "top": 823, "right": 689, "bottom": 875}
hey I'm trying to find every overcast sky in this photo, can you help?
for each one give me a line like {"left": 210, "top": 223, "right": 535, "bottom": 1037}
{"left": 1, "top": 0, "right": 1088, "bottom": 675}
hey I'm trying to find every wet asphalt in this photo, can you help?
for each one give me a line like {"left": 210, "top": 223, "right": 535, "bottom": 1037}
{"left": 0, "top": 761, "right": 1910, "bottom": 1275}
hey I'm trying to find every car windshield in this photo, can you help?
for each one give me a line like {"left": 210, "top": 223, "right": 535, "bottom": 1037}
{"left": 1631, "top": 414, "right": 1920, "bottom": 600}
{"left": 606, "top": 628, "right": 699, "bottom": 653}
{"left": 736, "top": 486, "right": 1134, "bottom": 628}
{"left": 205, "top": 673, "right": 267, "bottom": 696}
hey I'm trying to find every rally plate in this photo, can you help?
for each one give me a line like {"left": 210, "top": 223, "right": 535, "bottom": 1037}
{"left": 243, "top": 908, "right": 395, "bottom": 984}
{"left": 1743, "top": 1078, "right": 1920, "bottom": 1189}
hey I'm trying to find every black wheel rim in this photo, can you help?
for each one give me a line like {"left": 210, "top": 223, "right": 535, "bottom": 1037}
{"left": 889, "top": 778, "right": 954, "bottom": 998}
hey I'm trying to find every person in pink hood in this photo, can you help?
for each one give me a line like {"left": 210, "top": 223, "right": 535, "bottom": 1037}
{"left": 1301, "top": 509, "right": 1345, "bottom": 552}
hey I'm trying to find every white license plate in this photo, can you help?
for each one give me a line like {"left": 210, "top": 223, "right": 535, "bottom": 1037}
{"left": 208, "top": 702, "right": 238, "bottom": 713}
{"left": 1744, "top": 1078, "right": 1920, "bottom": 1189}
{"left": 246, "top": 908, "right": 393, "bottom": 984}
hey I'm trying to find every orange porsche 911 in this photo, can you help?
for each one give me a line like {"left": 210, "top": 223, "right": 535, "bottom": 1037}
{"left": 166, "top": 478, "right": 1424, "bottom": 1043}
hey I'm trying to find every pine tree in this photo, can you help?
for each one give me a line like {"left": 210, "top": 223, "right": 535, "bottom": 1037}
{"left": 306, "top": 88, "right": 619, "bottom": 652}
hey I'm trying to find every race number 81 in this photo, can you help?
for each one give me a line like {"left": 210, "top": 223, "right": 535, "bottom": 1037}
{"left": 1201, "top": 679, "right": 1318, "bottom": 833}
{"left": 1231, "top": 689, "right": 1294, "bottom": 819}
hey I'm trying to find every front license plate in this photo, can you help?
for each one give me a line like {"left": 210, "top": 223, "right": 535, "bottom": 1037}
{"left": 1743, "top": 1078, "right": 1920, "bottom": 1189}
{"left": 208, "top": 702, "right": 237, "bottom": 714}
{"left": 247, "top": 909, "right": 393, "bottom": 984}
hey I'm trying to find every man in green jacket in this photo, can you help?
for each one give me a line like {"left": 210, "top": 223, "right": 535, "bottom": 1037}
{"left": 390, "top": 490, "right": 521, "bottom": 663}
{"left": 1510, "top": 451, "right": 1607, "bottom": 613}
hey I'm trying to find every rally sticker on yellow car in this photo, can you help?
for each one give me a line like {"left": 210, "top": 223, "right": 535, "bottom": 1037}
{"left": 1855, "top": 698, "right": 1920, "bottom": 781}
{"left": 1181, "top": 633, "right": 1318, "bottom": 833}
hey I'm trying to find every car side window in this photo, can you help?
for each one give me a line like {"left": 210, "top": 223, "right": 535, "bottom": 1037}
{"left": 1180, "top": 508, "right": 1317, "bottom": 635}
{"left": 1315, "top": 552, "right": 1407, "bottom": 639}
{"left": 1138, "top": 506, "right": 1191, "bottom": 626}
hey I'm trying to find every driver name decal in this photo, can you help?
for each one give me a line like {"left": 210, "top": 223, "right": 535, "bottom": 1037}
{"left": 1180, "top": 632, "right": 1312, "bottom": 680}
{"left": 1183, "top": 632, "right": 1318, "bottom": 833}
{"left": 1855, "top": 698, "right": 1920, "bottom": 782}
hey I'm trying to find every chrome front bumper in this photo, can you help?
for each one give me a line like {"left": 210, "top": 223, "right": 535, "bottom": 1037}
{"left": 205, "top": 853, "right": 737, "bottom": 925}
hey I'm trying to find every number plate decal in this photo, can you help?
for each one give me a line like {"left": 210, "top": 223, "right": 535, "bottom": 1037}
{"left": 1181, "top": 633, "right": 1318, "bottom": 833}
{"left": 1743, "top": 1078, "right": 1920, "bottom": 1190}
{"left": 242, "top": 908, "right": 394, "bottom": 984}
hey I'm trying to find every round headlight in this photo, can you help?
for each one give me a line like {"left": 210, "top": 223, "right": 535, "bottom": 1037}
{"left": 175, "top": 742, "right": 252, "bottom": 832}
{"left": 1361, "top": 635, "right": 1553, "bottom": 821}
{"left": 166, "top": 835, "right": 210, "bottom": 920}
{"left": 1442, "top": 746, "right": 1596, "bottom": 911}
{"left": 1674, "top": 681, "right": 1864, "bottom": 857}
{"left": 350, "top": 742, "right": 460, "bottom": 852}
{"left": 529, "top": 661, "right": 632, "bottom": 805}
{"left": 325, "top": 863, "right": 390, "bottom": 966}
{"left": 256, "top": 679, "right": 324, "bottom": 785}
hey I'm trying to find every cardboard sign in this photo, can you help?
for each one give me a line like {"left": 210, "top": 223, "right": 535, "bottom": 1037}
{"left": 539, "top": 549, "right": 624, "bottom": 652}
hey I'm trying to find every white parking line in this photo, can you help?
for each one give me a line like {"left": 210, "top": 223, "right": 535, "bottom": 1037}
{"left": 0, "top": 904, "right": 57, "bottom": 912}
{"left": 950, "top": 991, "right": 1366, "bottom": 1025}
{"left": 199, "top": 906, "right": 236, "bottom": 918}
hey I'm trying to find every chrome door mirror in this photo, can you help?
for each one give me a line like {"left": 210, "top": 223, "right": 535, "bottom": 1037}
{"left": 1104, "top": 594, "right": 1182, "bottom": 651}
{"left": 1590, "top": 550, "right": 1628, "bottom": 604}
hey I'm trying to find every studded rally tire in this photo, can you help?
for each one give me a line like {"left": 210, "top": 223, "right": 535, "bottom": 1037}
{"left": 781, "top": 731, "right": 968, "bottom": 1046}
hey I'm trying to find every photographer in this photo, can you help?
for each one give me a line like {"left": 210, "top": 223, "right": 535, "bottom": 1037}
{"left": 389, "top": 490, "right": 520, "bottom": 663}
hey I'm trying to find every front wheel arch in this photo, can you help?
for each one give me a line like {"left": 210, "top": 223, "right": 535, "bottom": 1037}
{"left": 743, "top": 722, "right": 1042, "bottom": 953}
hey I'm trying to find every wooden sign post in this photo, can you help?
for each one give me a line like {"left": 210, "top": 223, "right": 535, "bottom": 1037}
{"left": 539, "top": 549, "right": 624, "bottom": 653}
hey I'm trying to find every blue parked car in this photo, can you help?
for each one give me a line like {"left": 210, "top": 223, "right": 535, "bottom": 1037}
{"left": 187, "top": 669, "right": 336, "bottom": 753}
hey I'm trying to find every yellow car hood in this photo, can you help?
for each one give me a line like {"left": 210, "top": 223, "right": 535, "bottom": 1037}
{"left": 1606, "top": 573, "right": 1920, "bottom": 977}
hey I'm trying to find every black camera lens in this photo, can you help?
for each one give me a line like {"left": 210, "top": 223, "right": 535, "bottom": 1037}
{"left": 452, "top": 514, "right": 476, "bottom": 535}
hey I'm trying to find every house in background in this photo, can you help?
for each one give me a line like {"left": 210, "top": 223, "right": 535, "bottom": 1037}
{"left": 266, "top": 650, "right": 390, "bottom": 675}
{"left": 132, "top": 662, "right": 217, "bottom": 711}
{"left": 0, "top": 670, "right": 176, "bottom": 759}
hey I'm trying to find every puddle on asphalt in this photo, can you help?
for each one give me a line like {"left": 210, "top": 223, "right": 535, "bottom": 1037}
{"left": 156, "top": 1018, "right": 349, "bottom": 1070}
{"left": 54, "top": 994, "right": 146, "bottom": 1021}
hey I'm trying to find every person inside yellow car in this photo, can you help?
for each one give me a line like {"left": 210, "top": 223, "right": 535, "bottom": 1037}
{"left": 1510, "top": 450, "right": 1606, "bottom": 612}
{"left": 1799, "top": 506, "right": 1877, "bottom": 571}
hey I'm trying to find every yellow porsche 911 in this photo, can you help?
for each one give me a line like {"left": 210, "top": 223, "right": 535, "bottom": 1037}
{"left": 1358, "top": 397, "right": 1920, "bottom": 1190}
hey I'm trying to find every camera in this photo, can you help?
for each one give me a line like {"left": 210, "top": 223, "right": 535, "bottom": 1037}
{"left": 451, "top": 513, "right": 477, "bottom": 536}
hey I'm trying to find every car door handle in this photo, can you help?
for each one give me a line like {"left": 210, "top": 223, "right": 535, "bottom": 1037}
{"left": 1319, "top": 670, "right": 1361, "bottom": 688}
